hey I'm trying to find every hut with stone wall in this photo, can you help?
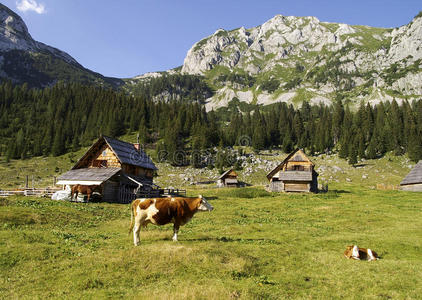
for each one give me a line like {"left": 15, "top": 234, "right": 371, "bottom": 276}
{"left": 266, "top": 149, "right": 318, "bottom": 193}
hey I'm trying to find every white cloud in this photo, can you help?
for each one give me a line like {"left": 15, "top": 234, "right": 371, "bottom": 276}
{"left": 16, "top": 0, "right": 46, "bottom": 14}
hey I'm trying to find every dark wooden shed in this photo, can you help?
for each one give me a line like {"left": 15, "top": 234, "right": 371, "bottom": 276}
{"left": 266, "top": 149, "right": 318, "bottom": 193}
{"left": 400, "top": 160, "right": 422, "bottom": 192}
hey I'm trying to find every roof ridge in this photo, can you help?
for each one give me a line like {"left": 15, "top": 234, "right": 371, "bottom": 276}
{"left": 400, "top": 160, "right": 422, "bottom": 185}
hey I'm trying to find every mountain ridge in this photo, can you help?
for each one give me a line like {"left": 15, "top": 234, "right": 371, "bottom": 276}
{"left": 0, "top": 3, "right": 123, "bottom": 88}
{"left": 0, "top": 3, "right": 421, "bottom": 109}
{"left": 173, "top": 12, "right": 422, "bottom": 110}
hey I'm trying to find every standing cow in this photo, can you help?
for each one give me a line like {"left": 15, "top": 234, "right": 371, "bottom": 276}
{"left": 129, "top": 195, "right": 213, "bottom": 245}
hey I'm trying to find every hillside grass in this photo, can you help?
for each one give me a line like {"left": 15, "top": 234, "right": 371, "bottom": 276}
{"left": 0, "top": 148, "right": 414, "bottom": 190}
{"left": 1, "top": 186, "right": 421, "bottom": 299}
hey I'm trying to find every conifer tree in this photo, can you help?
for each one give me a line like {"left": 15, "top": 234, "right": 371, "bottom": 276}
{"left": 282, "top": 131, "right": 293, "bottom": 153}
{"left": 408, "top": 123, "right": 422, "bottom": 162}
{"left": 366, "top": 135, "right": 378, "bottom": 159}
{"left": 191, "top": 136, "right": 202, "bottom": 168}
{"left": 332, "top": 99, "right": 344, "bottom": 145}
{"left": 357, "top": 132, "right": 366, "bottom": 159}
{"left": 71, "top": 135, "right": 80, "bottom": 152}
{"left": 348, "top": 142, "right": 358, "bottom": 166}
{"left": 52, "top": 126, "right": 66, "bottom": 157}
{"left": 252, "top": 125, "right": 266, "bottom": 151}
{"left": 339, "top": 139, "right": 349, "bottom": 159}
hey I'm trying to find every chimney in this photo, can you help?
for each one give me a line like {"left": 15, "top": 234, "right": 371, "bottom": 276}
{"left": 134, "top": 133, "right": 140, "bottom": 152}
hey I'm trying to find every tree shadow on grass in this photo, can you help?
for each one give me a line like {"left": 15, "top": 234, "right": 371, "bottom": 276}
{"left": 329, "top": 190, "right": 351, "bottom": 194}
{"left": 316, "top": 189, "right": 351, "bottom": 199}
{"left": 353, "top": 163, "right": 373, "bottom": 168}
{"left": 184, "top": 236, "right": 282, "bottom": 245}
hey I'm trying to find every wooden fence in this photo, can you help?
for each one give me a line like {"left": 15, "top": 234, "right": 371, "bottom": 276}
{"left": 0, "top": 188, "right": 60, "bottom": 197}
{"left": 0, "top": 187, "right": 187, "bottom": 201}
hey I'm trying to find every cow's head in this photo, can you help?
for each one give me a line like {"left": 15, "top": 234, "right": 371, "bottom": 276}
{"left": 197, "top": 195, "right": 213, "bottom": 211}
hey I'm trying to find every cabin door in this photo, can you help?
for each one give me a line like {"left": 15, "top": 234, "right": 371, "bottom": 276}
{"left": 119, "top": 183, "right": 137, "bottom": 203}
{"left": 284, "top": 182, "right": 309, "bottom": 192}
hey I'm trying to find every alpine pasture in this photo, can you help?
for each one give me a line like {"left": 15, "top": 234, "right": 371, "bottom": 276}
{"left": 1, "top": 182, "right": 421, "bottom": 299}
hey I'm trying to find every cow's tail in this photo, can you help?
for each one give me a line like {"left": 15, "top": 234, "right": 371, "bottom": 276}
{"left": 128, "top": 201, "right": 135, "bottom": 235}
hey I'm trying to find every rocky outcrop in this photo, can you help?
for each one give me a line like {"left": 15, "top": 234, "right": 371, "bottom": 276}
{"left": 0, "top": 3, "right": 122, "bottom": 88}
{"left": 0, "top": 4, "right": 78, "bottom": 65}
{"left": 182, "top": 12, "right": 422, "bottom": 110}
{"left": 387, "top": 16, "right": 422, "bottom": 64}
{"left": 182, "top": 15, "right": 374, "bottom": 75}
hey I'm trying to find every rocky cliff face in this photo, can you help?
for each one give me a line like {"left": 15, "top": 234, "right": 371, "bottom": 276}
{"left": 0, "top": 4, "right": 122, "bottom": 88}
{"left": 181, "top": 13, "right": 422, "bottom": 110}
{"left": 0, "top": 4, "right": 79, "bottom": 66}
{"left": 182, "top": 15, "right": 357, "bottom": 75}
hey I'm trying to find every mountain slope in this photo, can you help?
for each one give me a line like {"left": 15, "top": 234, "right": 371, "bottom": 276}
{"left": 0, "top": 4, "right": 123, "bottom": 88}
{"left": 180, "top": 13, "right": 422, "bottom": 110}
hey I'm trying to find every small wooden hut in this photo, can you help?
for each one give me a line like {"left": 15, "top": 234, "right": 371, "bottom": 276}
{"left": 56, "top": 136, "right": 158, "bottom": 203}
{"left": 266, "top": 149, "right": 318, "bottom": 193}
{"left": 400, "top": 160, "right": 422, "bottom": 192}
{"left": 217, "top": 169, "right": 239, "bottom": 187}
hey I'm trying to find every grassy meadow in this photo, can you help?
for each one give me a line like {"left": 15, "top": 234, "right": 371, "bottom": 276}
{"left": 1, "top": 185, "right": 421, "bottom": 299}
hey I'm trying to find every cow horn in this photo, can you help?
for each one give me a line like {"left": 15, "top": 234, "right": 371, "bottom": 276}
{"left": 199, "top": 195, "right": 203, "bottom": 199}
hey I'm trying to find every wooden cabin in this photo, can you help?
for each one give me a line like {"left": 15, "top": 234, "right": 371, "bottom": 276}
{"left": 400, "top": 160, "right": 422, "bottom": 192}
{"left": 56, "top": 136, "right": 158, "bottom": 203}
{"left": 217, "top": 169, "right": 239, "bottom": 188}
{"left": 266, "top": 149, "right": 318, "bottom": 193}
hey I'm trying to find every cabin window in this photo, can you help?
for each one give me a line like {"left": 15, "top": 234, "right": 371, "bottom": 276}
{"left": 92, "top": 160, "right": 107, "bottom": 168}
{"left": 292, "top": 165, "right": 304, "bottom": 171}
{"left": 102, "top": 150, "right": 107, "bottom": 157}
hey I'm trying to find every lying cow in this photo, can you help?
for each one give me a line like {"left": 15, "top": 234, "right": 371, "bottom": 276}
{"left": 129, "top": 195, "right": 213, "bottom": 246}
{"left": 344, "top": 245, "right": 379, "bottom": 261}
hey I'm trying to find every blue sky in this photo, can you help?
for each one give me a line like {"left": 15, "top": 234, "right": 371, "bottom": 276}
{"left": 3, "top": 0, "right": 421, "bottom": 78}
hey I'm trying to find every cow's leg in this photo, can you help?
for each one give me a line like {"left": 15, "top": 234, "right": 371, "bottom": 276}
{"left": 367, "top": 249, "right": 376, "bottom": 261}
{"left": 133, "top": 223, "right": 140, "bottom": 246}
{"left": 133, "top": 216, "right": 142, "bottom": 246}
{"left": 172, "top": 224, "right": 179, "bottom": 242}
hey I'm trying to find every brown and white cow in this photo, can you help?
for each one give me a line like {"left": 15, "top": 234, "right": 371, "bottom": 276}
{"left": 344, "top": 245, "right": 379, "bottom": 261}
{"left": 129, "top": 195, "right": 213, "bottom": 245}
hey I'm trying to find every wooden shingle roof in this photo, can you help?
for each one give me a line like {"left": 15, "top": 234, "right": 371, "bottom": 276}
{"left": 103, "top": 136, "right": 157, "bottom": 170}
{"left": 218, "top": 169, "right": 238, "bottom": 180}
{"left": 400, "top": 161, "right": 422, "bottom": 185}
{"left": 57, "top": 168, "right": 121, "bottom": 182}
{"left": 266, "top": 148, "right": 314, "bottom": 181}
{"left": 73, "top": 136, "right": 157, "bottom": 170}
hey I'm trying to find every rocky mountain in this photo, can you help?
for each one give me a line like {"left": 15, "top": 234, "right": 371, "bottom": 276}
{"left": 0, "top": 4, "right": 122, "bottom": 88}
{"left": 178, "top": 13, "right": 422, "bottom": 110}
{"left": 1, "top": 2, "right": 421, "bottom": 108}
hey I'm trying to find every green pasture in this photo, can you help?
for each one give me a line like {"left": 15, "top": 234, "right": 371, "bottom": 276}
{"left": 1, "top": 186, "right": 421, "bottom": 299}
